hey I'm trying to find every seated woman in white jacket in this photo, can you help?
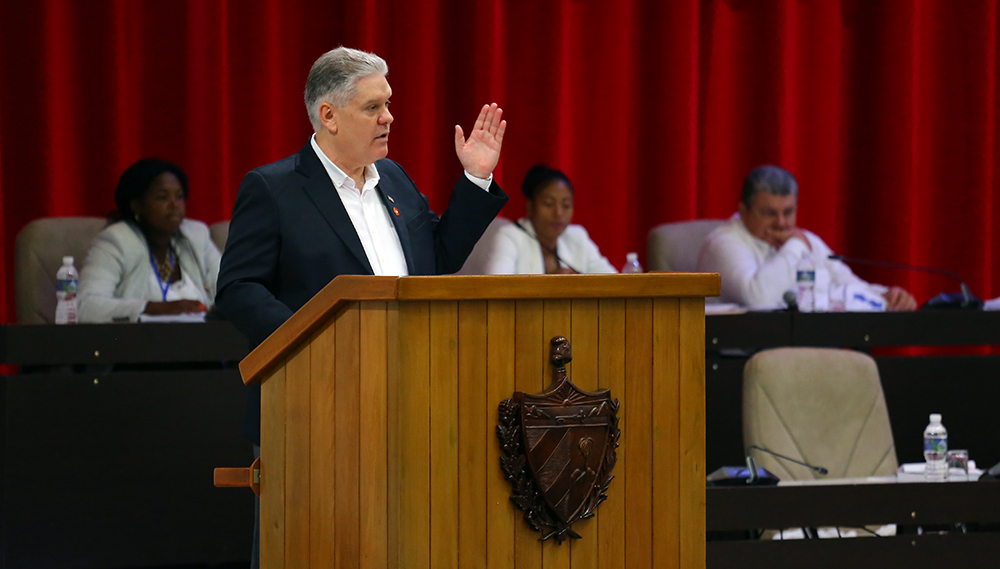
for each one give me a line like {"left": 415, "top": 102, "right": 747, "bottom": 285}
{"left": 485, "top": 165, "right": 616, "bottom": 275}
{"left": 78, "top": 158, "right": 221, "bottom": 323}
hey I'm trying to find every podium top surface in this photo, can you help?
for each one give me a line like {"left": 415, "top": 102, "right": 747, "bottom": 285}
{"left": 240, "top": 273, "right": 720, "bottom": 385}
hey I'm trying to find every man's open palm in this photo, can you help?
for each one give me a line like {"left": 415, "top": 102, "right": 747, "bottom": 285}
{"left": 455, "top": 103, "right": 506, "bottom": 179}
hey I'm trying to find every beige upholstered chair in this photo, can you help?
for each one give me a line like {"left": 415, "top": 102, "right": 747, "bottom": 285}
{"left": 743, "top": 347, "right": 898, "bottom": 480}
{"left": 455, "top": 216, "right": 512, "bottom": 275}
{"left": 646, "top": 219, "right": 725, "bottom": 272}
{"left": 15, "top": 217, "right": 107, "bottom": 324}
{"left": 209, "top": 220, "right": 230, "bottom": 253}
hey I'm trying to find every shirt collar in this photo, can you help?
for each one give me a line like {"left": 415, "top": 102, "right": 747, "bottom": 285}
{"left": 310, "top": 134, "right": 380, "bottom": 192}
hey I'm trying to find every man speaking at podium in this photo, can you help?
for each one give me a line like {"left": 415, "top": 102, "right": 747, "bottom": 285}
{"left": 216, "top": 47, "right": 508, "bottom": 562}
{"left": 218, "top": 46, "right": 508, "bottom": 352}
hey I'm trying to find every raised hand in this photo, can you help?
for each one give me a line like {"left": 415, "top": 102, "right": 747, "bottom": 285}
{"left": 454, "top": 103, "right": 506, "bottom": 179}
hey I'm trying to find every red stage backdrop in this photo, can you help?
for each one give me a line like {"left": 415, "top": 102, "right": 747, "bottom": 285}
{"left": 0, "top": 0, "right": 998, "bottom": 322}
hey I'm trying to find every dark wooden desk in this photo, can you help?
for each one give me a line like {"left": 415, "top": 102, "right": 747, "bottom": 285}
{"left": 705, "top": 311, "right": 1000, "bottom": 472}
{"left": 4, "top": 313, "right": 998, "bottom": 567}
{"left": 707, "top": 310, "right": 1000, "bottom": 350}
{"left": 707, "top": 481, "right": 1000, "bottom": 568}
{"left": 0, "top": 322, "right": 252, "bottom": 569}
{"left": 0, "top": 320, "right": 249, "bottom": 365}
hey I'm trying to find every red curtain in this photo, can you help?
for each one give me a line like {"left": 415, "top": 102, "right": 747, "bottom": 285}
{"left": 1, "top": 0, "right": 998, "bottom": 322}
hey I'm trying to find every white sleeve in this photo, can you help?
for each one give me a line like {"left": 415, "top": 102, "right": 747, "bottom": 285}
{"left": 698, "top": 232, "right": 809, "bottom": 309}
{"left": 463, "top": 171, "right": 493, "bottom": 191}
{"left": 201, "top": 232, "right": 223, "bottom": 303}
{"left": 77, "top": 231, "right": 148, "bottom": 323}
{"left": 577, "top": 227, "right": 618, "bottom": 274}
{"left": 483, "top": 228, "right": 520, "bottom": 275}
{"left": 814, "top": 235, "right": 888, "bottom": 295}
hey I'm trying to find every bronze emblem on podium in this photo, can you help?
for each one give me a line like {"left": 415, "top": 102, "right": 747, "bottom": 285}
{"left": 496, "top": 336, "right": 620, "bottom": 542}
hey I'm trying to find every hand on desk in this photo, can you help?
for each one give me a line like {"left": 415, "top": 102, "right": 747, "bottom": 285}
{"left": 883, "top": 286, "right": 918, "bottom": 311}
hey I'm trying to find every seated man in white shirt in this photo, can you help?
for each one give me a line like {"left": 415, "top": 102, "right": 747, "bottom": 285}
{"left": 696, "top": 164, "right": 917, "bottom": 311}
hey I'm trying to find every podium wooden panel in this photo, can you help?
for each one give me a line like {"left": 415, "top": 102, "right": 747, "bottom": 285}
{"left": 239, "top": 274, "right": 719, "bottom": 569}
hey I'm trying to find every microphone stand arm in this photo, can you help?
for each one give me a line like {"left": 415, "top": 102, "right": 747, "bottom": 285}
{"left": 747, "top": 445, "right": 828, "bottom": 476}
{"left": 828, "top": 254, "right": 974, "bottom": 307}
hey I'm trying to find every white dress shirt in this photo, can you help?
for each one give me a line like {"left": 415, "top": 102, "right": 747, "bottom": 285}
{"left": 696, "top": 214, "right": 886, "bottom": 309}
{"left": 310, "top": 135, "right": 491, "bottom": 276}
{"left": 311, "top": 136, "right": 408, "bottom": 275}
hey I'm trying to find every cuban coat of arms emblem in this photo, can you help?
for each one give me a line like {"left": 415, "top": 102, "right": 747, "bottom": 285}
{"left": 496, "top": 336, "right": 621, "bottom": 542}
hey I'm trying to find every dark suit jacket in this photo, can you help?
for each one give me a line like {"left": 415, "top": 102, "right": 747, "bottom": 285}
{"left": 217, "top": 141, "right": 508, "bottom": 443}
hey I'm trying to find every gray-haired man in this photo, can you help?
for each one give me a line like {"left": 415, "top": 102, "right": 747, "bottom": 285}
{"left": 697, "top": 165, "right": 916, "bottom": 311}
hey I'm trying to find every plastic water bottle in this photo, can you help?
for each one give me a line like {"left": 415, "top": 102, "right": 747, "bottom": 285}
{"left": 55, "top": 255, "right": 78, "bottom": 325}
{"left": 923, "top": 413, "right": 948, "bottom": 481}
{"left": 813, "top": 265, "right": 830, "bottom": 312}
{"left": 795, "top": 254, "right": 815, "bottom": 312}
{"left": 621, "top": 252, "right": 643, "bottom": 274}
{"left": 828, "top": 280, "right": 847, "bottom": 311}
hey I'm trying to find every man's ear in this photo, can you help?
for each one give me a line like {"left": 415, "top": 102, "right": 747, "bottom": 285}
{"left": 318, "top": 102, "right": 338, "bottom": 134}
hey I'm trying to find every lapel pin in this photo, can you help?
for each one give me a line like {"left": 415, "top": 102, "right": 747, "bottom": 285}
{"left": 393, "top": 207, "right": 400, "bottom": 216}
{"left": 387, "top": 195, "right": 395, "bottom": 203}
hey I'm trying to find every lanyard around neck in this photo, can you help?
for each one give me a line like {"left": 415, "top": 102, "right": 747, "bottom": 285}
{"left": 149, "top": 248, "right": 174, "bottom": 302}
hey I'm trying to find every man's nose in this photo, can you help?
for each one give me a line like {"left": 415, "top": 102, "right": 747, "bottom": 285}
{"left": 381, "top": 109, "right": 393, "bottom": 125}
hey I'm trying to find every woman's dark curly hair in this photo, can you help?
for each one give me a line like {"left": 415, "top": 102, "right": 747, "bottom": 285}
{"left": 521, "top": 164, "right": 573, "bottom": 201}
{"left": 113, "top": 158, "right": 189, "bottom": 223}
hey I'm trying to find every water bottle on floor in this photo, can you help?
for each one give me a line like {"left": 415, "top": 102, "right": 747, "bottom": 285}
{"left": 923, "top": 413, "right": 948, "bottom": 481}
{"left": 55, "top": 255, "right": 78, "bottom": 325}
{"left": 622, "top": 252, "right": 643, "bottom": 274}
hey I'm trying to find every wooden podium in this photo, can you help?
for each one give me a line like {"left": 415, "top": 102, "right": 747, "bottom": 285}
{"left": 238, "top": 273, "right": 719, "bottom": 569}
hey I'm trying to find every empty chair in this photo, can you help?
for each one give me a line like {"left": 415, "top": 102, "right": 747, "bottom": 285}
{"left": 646, "top": 219, "right": 725, "bottom": 272}
{"left": 743, "top": 347, "right": 898, "bottom": 480}
{"left": 15, "top": 217, "right": 107, "bottom": 324}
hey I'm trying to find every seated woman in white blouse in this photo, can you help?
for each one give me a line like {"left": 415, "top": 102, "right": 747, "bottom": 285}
{"left": 78, "top": 158, "right": 221, "bottom": 323}
{"left": 485, "top": 165, "right": 616, "bottom": 275}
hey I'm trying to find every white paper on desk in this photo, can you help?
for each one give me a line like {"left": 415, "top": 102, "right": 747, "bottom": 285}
{"left": 705, "top": 303, "right": 746, "bottom": 315}
{"left": 771, "top": 525, "right": 896, "bottom": 539}
{"left": 137, "top": 312, "right": 207, "bottom": 323}
{"left": 845, "top": 285, "right": 886, "bottom": 312}
{"left": 898, "top": 462, "right": 982, "bottom": 481}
